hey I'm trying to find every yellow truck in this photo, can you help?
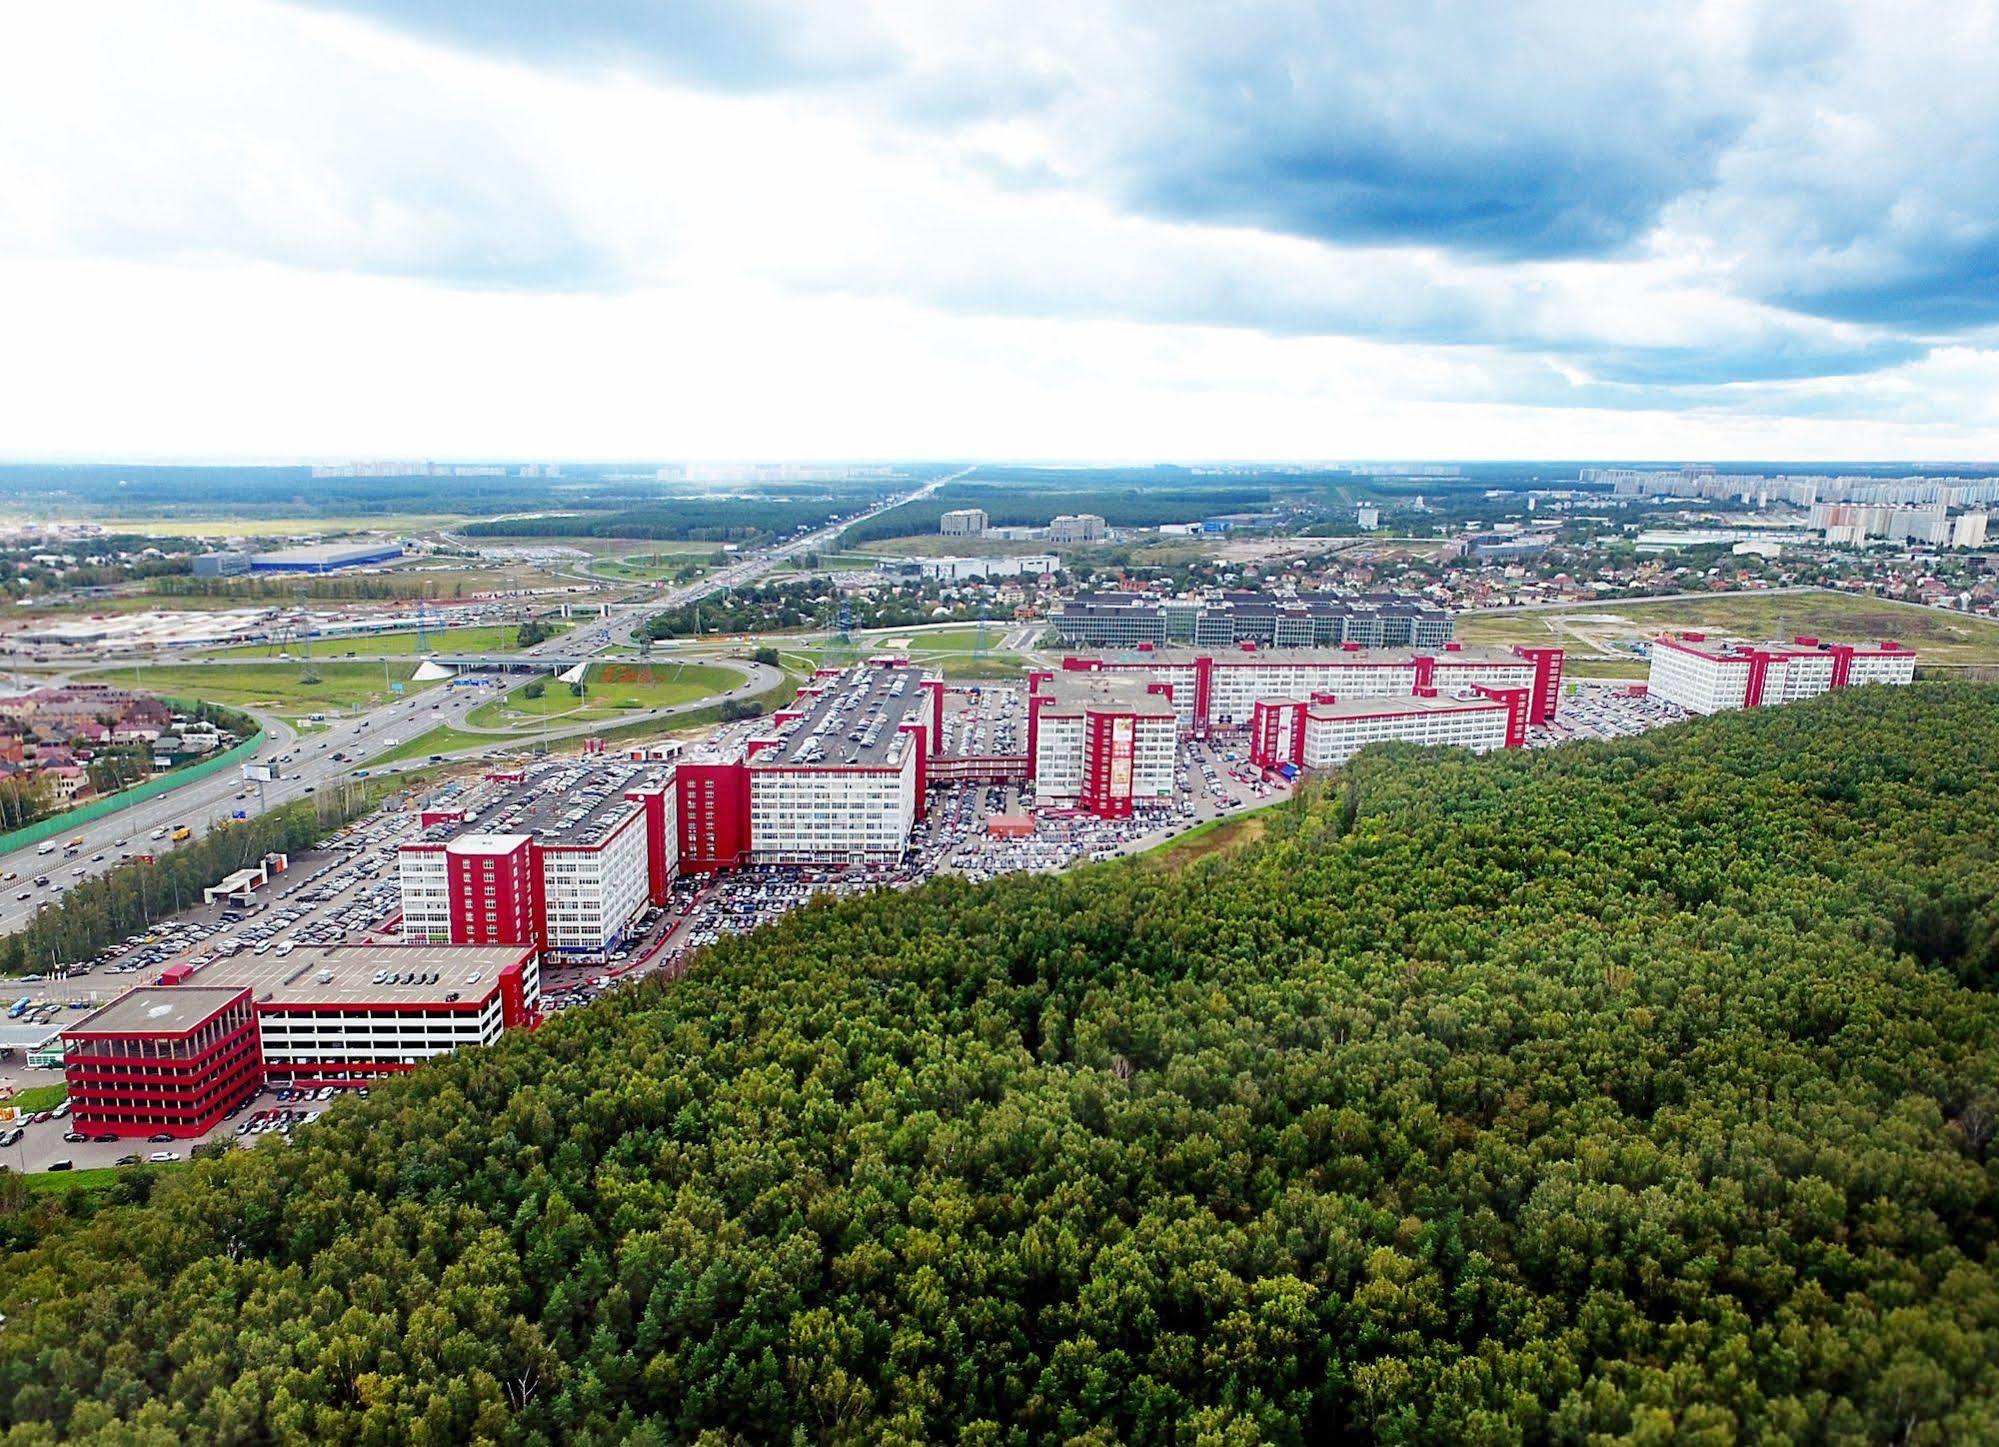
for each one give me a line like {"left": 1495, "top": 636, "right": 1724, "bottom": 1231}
{"left": 170, "top": 826, "right": 192, "bottom": 843}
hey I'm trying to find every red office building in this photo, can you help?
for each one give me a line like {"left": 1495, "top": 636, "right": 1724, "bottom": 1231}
{"left": 62, "top": 985, "right": 263, "bottom": 1138}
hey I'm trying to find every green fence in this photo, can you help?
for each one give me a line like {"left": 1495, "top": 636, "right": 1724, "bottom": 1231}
{"left": 0, "top": 732, "right": 266, "bottom": 858}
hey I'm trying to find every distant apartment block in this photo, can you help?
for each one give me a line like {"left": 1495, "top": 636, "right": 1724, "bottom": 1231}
{"left": 1047, "top": 513, "right": 1107, "bottom": 544}
{"left": 939, "top": 508, "right": 989, "bottom": 537}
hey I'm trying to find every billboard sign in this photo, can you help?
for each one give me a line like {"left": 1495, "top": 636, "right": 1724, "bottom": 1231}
{"left": 1108, "top": 716, "right": 1134, "bottom": 798}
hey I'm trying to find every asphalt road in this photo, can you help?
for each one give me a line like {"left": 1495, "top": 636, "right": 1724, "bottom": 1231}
{"left": 0, "top": 678, "right": 501, "bottom": 934}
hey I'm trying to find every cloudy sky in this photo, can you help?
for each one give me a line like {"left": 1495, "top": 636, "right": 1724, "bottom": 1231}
{"left": 3, "top": 1, "right": 1998, "bottom": 462}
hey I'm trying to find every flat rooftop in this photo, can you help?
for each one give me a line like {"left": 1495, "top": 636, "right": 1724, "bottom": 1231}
{"left": 1656, "top": 632, "right": 1912, "bottom": 660}
{"left": 251, "top": 541, "right": 401, "bottom": 564}
{"left": 416, "top": 758, "right": 667, "bottom": 847}
{"left": 168, "top": 943, "right": 532, "bottom": 1008}
{"left": 1074, "top": 644, "right": 1530, "bottom": 667}
{"left": 67, "top": 985, "right": 246, "bottom": 1036}
{"left": 757, "top": 665, "right": 933, "bottom": 767}
{"left": 1301, "top": 692, "right": 1508, "bottom": 719}
{"left": 1034, "top": 670, "right": 1178, "bottom": 716}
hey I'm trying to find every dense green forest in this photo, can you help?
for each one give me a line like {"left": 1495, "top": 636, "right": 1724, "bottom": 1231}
{"left": 2, "top": 685, "right": 1997, "bottom": 1441}
{"left": 464, "top": 497, "right": 886, "bottom": 543}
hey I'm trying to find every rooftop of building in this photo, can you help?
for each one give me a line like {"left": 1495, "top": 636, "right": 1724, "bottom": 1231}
{"left": 155, "top": 943, "right": 532, "bottom": 1009}
{"left": 1056, "top": 589, "right": 1448, "bottom": 616}
{"left": 756, "top": 664, "right": 934, "bottom": 768}
{"left": 1070, "top": 643, "right": 1535, "bottom": 667}
{"left": 1033, "top": 670, "right": 1179, "bottom": 716}
{"left": 1300, "top": 691, "right": 1512, "bottom": 719}
{"left": 250, "top": 540, "right": 404, "bottom": 564}
{"left": 1655, "top": 632, "right": 1914, "bottom": 660}
{"left": 67, "top": 985, "right": 247, "bottom": 1036}
{"left": 410, "top": 758, "right": 668, "bottom": 848}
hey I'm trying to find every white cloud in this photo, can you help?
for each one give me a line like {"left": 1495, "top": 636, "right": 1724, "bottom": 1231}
{"left": 2, "top": 0, "right": 1999, "bottom": 457}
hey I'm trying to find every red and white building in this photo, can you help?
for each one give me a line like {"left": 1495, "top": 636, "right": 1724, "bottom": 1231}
{"left": 1646, "top": 633, "right": 1917, "bottom": 715}
{"left": 62, "top": 942, "right": 539, "bottom": 1133}
{"left": 400, "top": 761, "right": 676, "bottom": 959}
{"left": 62, "top": 985, "right": 263, "bottom": 1138}
{"left": 1026, "top": 671, "right": 1178, "bottom": 816}
{"left": 1249, "top": 690, "right": 1523, "bottom": 772}
{"left": 1052, "top": 643, "right": 1563, "bottom": 734}
{"left": 681, "top": 662, "right": 942, "bottom": 870}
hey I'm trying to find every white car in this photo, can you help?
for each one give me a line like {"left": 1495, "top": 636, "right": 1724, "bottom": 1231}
{"left": 147, "top": 1150, "right": 181, "bottom": 1163}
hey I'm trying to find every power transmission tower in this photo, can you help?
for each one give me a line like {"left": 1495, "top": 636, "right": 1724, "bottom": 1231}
{"left": 974, "top": 600, "right": 991, "bottom": 662}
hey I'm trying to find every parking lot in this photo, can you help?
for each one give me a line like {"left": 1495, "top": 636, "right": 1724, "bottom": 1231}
{"left": 1531, "top": 680, "right": 1690, "bottom": 745}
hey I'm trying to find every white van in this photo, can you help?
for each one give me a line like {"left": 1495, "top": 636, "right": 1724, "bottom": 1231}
{"left": 35, "top": 842, "right": 54, "bottom": 856}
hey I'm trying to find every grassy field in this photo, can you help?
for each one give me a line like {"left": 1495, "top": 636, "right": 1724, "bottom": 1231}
{"left": 6, "top": 1083, "right": 66, "bottom": 1113}
{"left": 1452, "top": 590, "right": 1999, "bottom": 666}
{"left": 203, "top": 624, "right": 554, "bottom": 660}
{"left": 1139, "top": 812, "right": 1269, "bottom": 871}
{"left": 24, "top": 1162, "right": 185, "bottom": 1196}
{"left": 589, "top": 546, "right": 719, "bottom": 583}
{"left": 788, "top": 627, "right": 1024, "bottom": 679}
{"left": 91, "top": 661, "right": 433, "bottom": 718}
{"left": 366, "top": 724, "right": 545, "bottom": 767}
{"left": 464, "top": 661, "right": 741, "bottom": 729}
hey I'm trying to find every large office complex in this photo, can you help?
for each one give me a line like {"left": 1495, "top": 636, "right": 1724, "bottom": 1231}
{"left": 939, "top": 508, "right": 989, "bottom": 537}
{"left": 1646, "top": 634, "right": 1917, "bottom": 714}
{"left": 680, "top": 663, "right": 943, "bottom": 870}
{"left": 400, "top": 761, "right": 676, "bottom": 958}
{"left": 62, "top": 942, "right": 539, "bottom": 1135}
{"left": 1054, "top": 643, "right": 1563, "bottom": 734}
{"left": 1051, "top": 591, "right": 1454, "bottom": 649}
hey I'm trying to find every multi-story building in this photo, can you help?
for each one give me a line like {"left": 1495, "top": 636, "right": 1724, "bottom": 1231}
{"left": 1249, "top": 691, "right": 1522, "bottom": 772}
{"left": 681, "top": 662, "right": 943, "bottom": 871}
{"left": 400, "top": 761, "right": 676, "bottom": 959}
{"left": 62, "top": 943, "right": 542, "bottom": 1129}
{"left": 1055, "top": 643, "right": 1563, "bottom": 734}
{"left": 1026, "top": 672, "right": 1178, "bottom": 816}
{"left": 62, "top": 986, "right": 263, "bottom": 1139}
{"left": 1952, "top": 512, "right": 1990, "bottom": 549}
{"left": 1051, "top": 591, "right": 1453, "bottom": 649}
{"left": 1645, "top": 633, "right": 1917, "bottom": 715}
{"left": 1047, "top": 513, "right": 1107, "bottom": 544}
{"left": 940, "top": 508, "right": 989, "bottom": 538}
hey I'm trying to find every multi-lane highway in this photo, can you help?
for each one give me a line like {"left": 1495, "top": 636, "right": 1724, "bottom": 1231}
{"left": 0, "top": 679, "right": 512, "bottom": 934}
{"left": 0, "top": 470, "right": 962, "bottom": 938}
